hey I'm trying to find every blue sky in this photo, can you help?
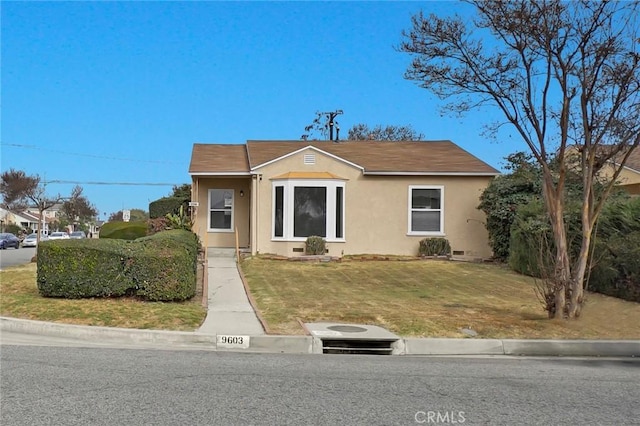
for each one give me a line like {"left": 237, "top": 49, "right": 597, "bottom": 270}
{"left": 2, "top": 1, "right": 528, "bottom": 219}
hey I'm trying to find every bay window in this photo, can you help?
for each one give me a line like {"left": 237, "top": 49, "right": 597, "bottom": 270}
{"left": 272, "top": 180, "right": 345, "bottom": 241}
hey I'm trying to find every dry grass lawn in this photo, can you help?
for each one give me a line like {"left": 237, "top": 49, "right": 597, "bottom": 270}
{"left": 241, "top": 257, "right": 640, "bottom": 339}
{"left": 2, "top": 258, "right": 639, "bottom": 339}
{"left": 0, "top": 263, "right": 206, "bottom": 331}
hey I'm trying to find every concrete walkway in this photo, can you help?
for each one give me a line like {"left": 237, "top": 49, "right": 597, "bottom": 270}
{"left": 196, "top": 248, "right": 265, "bottom": 335}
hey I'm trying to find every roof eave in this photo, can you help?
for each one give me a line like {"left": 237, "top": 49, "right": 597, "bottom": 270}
{"left": 189, "top": 172, "right": 251, "bottom": 176}
{"left": 363, "top": 171, "right": 500, "bottom": 176}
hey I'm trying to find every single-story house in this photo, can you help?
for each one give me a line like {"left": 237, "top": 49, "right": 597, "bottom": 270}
{"left": 0, "top": 208, "right": 53, "bottom": 234}
{"left": 188, "top": 140, "right": 500, "bottom": 260}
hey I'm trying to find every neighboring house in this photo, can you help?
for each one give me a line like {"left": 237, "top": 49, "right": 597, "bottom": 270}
{"left": 26, "top": 202, "right": 63, "bottom": 222}
{"left": 0, "top": 208, "right": 53, "bottom": 234}
{"left": 611, "top": 147, "right": 640, "bottom": 196}
{"left": 189, "top": 140, "right": 500, "bottom": 260}
{"left": 566, "top": 145, "right": 640, "bottom": 196}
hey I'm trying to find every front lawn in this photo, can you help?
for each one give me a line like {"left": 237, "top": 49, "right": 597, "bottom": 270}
{"left": 0, "top": 263, "right": 206, "bottom": 330}
{"left": 241, "top": 257, "right": 640, "bottom": 339}
{"left": 3, "top": 258, "right": 639, "bottom": 339}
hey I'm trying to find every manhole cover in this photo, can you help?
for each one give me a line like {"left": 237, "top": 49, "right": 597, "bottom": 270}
{"left": 327, "top": 325, "right": 367, "bottom": 333}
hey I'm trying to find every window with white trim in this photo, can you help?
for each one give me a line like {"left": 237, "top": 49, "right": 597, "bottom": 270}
{"left": 208, "top": 189, "right": 234, "bottom": 231}
{"left": 272, "top": 180, "right": 345, "bottom": 241}
{"left": 408, "top": 185, "right": 444, "bottom": 234}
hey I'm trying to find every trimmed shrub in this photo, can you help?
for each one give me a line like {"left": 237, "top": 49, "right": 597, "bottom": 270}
{"left": 37, "top": 230, "right": 198, "bottom": 301}
{"left": 37, "top": 239, "right": 133, "bottom": 298}
{"left": 149, "top": 196, "right": 188, "bottom": 219}
{"left": 418, "top": 238, "right": 451, "bottom": 257}
{"left": 305, "top": 236, "right": 326, "bottom": 255}
{"left": 129, "top": 230, "right": 198, "bottom": 301}
{"left": 99, "top": 221, "right": 148, "bottom": 240}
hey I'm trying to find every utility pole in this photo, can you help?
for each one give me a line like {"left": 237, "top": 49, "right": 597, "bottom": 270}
{"left": 321, "top": 110, "right": 343, "bottom": 141}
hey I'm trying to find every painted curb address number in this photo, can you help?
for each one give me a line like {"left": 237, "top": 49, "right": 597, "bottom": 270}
{"left": 217, "top": 335, "right": 250, "bottom": 349}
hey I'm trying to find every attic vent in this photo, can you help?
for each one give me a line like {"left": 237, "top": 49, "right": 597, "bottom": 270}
{"left": 304, "top": 154, "right": 316, "bottom": 165}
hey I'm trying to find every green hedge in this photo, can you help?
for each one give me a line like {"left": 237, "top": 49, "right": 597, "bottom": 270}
{"left": 37, "top": 239, "right": 133, "bottom": 298}
{"left": 99, "top": 221, "right": 148, "bottom": 240}
{"left": 509, "top": 197, "right": 640, "bottom": 302}
{"left": 149, "top": 197, "right": 188, "bottom": 219}
{"left": 37, "top": 230, "right": 198, "bottom": 301}
{"left": 586, "top": 198, "right": 640, "bottom": 301}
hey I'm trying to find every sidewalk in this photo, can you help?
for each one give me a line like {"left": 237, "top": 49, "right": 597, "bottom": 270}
{"left": 197, "top": 248, "right": 265, "bottom": 336}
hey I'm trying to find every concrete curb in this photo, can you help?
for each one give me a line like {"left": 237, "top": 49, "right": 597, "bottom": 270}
{"left": 502, "top": 339, "right": 640, "bottom": 357}
{"left": 1, "top": 317, "right": 216, "bottom": 347}
{"left": 403, "top": 338, "right": 505, "bottom": 355}
{"left": 1, "top": 317, "right": 639, "bottom": 357}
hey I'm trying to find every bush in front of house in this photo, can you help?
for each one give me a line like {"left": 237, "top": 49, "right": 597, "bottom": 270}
{"left": 165, "top": 205, "right": 193, "bottom": 231}
{"left": 99, "top": 221, "right": 148, "bottom": 240}
{"left": 37, "top": 238, "right": 133, "bottom": 298}
{"left": 509, "top": 195, "right": 640, "bottom": 303}
{"left": 418, "top": 238, "right": 451, "bottom": 257}
{"left": 37, "top": 230, "right": 198, "bottom": 301}
{"left": 305, "top": 236, "right": 326, "bottom": 255}
{"left": 585, "top": 197, "right": 640, "bottom": 302}
{"left": 147, "top": 217, "right": 169, "bottom": 235}
{"left": 130, "top": 230, "right": 198, "bottom": 301}
{"left": 149, "top": 196, "right": 189, "bottom": 219}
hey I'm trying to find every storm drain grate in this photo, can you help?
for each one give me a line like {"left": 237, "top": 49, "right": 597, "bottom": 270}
{"left": 321, "top": 338, "right": 396, "bottom": 355}
{"left": 305, "top": 323, "right": 400, "bottom": 355}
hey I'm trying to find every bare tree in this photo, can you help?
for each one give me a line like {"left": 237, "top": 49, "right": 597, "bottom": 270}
{"left": 61, "top": 185, "right": 98, "bottom": 230}
{"left": 400, "top": 0, "right": 640, "bottom": 319}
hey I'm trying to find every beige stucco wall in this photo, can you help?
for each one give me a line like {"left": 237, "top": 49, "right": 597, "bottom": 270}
{"left": 191, "top": 176, "right": 252, "bottom": 248}
{"left": 250, "top": 148, "right": 494, "bottom": 260}
{"left": 617, "top": 167, "right": 640, "bottom": 188}
{"left": 616, "top": 167, "right": 640, "bottom": 195}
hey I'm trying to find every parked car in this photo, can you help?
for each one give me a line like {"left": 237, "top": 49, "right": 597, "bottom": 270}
{"left": 0, "top": 233, "right": 21, "bottom": 249}
{"left": 69, "top": 231, "right": 86, "bottom": 239}
{"left": 48, "top": 232, "right": 70, "bottom": 240}
{"left": 22, "top": 233, "right": 49, "bottom": 247}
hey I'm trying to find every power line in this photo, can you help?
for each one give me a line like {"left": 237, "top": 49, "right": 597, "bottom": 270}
{"left": 45, "top": 180, "right": 180, "bottom": 186}
{"left": 1, "top": 143, "right": 184, "bottom": 165}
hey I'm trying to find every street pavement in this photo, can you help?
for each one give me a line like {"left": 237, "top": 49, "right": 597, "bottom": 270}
{"left": 1, "top": 248, "right": 639, "bottom": 357}
{"left": 3, "top": 346, "right": 639, "bottom": 426}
